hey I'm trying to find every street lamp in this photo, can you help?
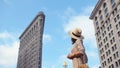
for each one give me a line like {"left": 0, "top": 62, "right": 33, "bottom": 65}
{"left": 63, "top": 61, "right": 67, "bottom": 68}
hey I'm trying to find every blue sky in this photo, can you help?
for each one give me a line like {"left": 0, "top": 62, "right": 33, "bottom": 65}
{"left": 0, "top": 0, "right": 100, "bottom": 68}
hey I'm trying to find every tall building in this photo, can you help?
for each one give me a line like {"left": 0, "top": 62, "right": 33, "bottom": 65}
{"left": 17, "top": 11, "right": 45, "bottom": 68}
{"left": 90, "top": 0, "right": 120, "bottom": 68}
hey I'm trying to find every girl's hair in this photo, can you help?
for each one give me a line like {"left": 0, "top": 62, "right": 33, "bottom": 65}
{"left": 71, "top": 38, "right": 76, "bottom": 44}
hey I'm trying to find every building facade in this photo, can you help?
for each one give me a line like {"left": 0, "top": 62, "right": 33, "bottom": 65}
{"left": 90, "top": 0, "right": 120, "bottom": 68}
{"left": 17, "top": 12, "right": 45, "bottom": 68}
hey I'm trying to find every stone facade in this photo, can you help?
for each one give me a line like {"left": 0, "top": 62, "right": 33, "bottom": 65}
{"left": 17, "top": 12, "right": 45, "bottom": 68}
{"left": 90, "top": 0, "right": 120, "bottom": 68}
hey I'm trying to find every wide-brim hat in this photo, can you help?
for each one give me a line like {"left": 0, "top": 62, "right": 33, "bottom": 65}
{"left": 68, "top": 28, "right": 82, "bottom": 39}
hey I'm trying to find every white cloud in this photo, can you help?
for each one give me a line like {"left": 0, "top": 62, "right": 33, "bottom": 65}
{"left": 0, "top": 31, "right": 19, "bottom": 68}
{"left": 0, "top": 31, "right": 13, "bottom": 39}
{"left": 63, "top": 15, "right": 95, "bottom": 39}
{"left": 0, "top": 41, "right": 19, "bottom": 67}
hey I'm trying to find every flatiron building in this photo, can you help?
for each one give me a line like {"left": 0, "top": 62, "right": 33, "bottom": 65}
{"left": 17, "top": 11, "right": 45, "bottom": 68}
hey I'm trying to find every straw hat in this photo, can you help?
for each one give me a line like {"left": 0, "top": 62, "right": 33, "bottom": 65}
{"left": 68, "top": 28, "right": 82, "bottom": 39}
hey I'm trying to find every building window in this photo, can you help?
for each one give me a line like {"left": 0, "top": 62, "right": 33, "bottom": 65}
{"left": 103, "top": 38, "right": 105, "bottom": 43}
{"left": 108, "top": 50, "right": 111, "bottom": 55}
{"left": 113, "top": 51, "right": 119, "bottom": 59}
{"left": 105, "top": 45, "right": 107, "bottom": 49}
{"left": 112, "top": 3, "right": 116, "bottom": 8}
{"left": 102, "top": 63, "right": 104, "bottom": 67}
{"left": 106, "top": 51, "right": 108, "bottom": 56}
{"left": 100, "top": 42, "right": 103, "bottom": 47}
{"left": 104, "top": 61, "right": 106, "bottom": 66}
{"left": 96, "top": 21, "right": 98, "bottom": 26}
{"left": 117, "top": 14, "right": 119, "bottom": 20}
{"left": 40, "top": 19, "right": 42, "bottom": 23}
{"left": 32, "top": 27, "right": 33, "bottom": 34}
{"left": 116, "top": 24, "right": 118, "bottom": 29}
{"left": 99, "top": 10, "right": 101, "bottom": 15}
{"left": 111, "top": 64, "right": 114, "bottom": 68}
{"left": 107, "top": 24, "right": 112, "bottom": 31}
{"left": 102, "top": 48, "right": 104, "bottom": 53}
{"left": 103, "top": 54, "right": 105, "bottom": 59}
{"left": 112, "top": 44, "right": 117, "bottom": 52}
{"left": 106, "top": 20, "right": 108, "bottom": 25}
{"left": 107, "top": 43, "right": 109, "bottom": 48}
{"left": 97, "top": 27, "right": 99, "bottom": 30}
{"left": 112, "top": 11, "right": 115, "bottom": 16}
{"left": 103, "top": 3, "right": 106, "bottom": 8}
{"left": 105, "top": 8, "right": 108, "bottom": 13}
{"left": 106, "top": 50, "right": 111, "bottom": 56}
{"left": 106, "top": 13, "right": 109, "bottom": 17}
{"left": 100, "top": 15, "right": 103, "bottom": 20}
{"left": 114, "top": 7, "right": 117, "bottom": 13}
{"left": 110, "top": 39, "right": 112, "bottom": 44}
{"left": 98, "top": 38, "right": 100, "bottom": 42}
{"left": 112, "top": 47, "right": 114, "bottom": 52}
{"left": 118, "top": 31, "right": 120, "bottom": 37}
{"left": 102, "top": 33, "right": 105, "bottom": 37}
{"left": 113, "top": 53, "right": 116, "bottom": 59}
{"left": 108, "top": 58, "right": 110, "bottom": 63}
{"left": 119, "top": 22, "right": 120, "bottom": 27}
{"left": 104, "top": 8, "right": 109, "bottom": 17}
{"left": 99, "top": 43, "right": 101, "bottom": 48}
{"left": 113, "top": 37, "right": 115, "bottom": 42}
{"left": 110, "top": 24, "right": 112, "bottom": 29}
{"left": 105, "top": 43, "right": 109, "bottom": 50}
{"left": 102, "top": 61, "right": 107, "bottom": 67}
{"left": 118, "top": 59, "right": 120, "bottom": 65}
{"left": 110, "top": 37, "right": 115, "bottom": 44}
{"left": 111, "top": 30, "right": 113, "bottom": 35}
{"left": 104, "top": 28, "right": 106, "bottom": 35}
{"left": 105, "top": 36, "right": 107, "bottom": 41}
{"left": 116, "top": 51, "right": 119, "bottom": 57}
{"left": 36, "top": 23, "right": 38, "bottom": 30}
{"left": 110, "top": 0, "right": 114, "bottom": 4}
{"left": 115, "top": 61, "right": 118, "bottom": 67}
{"left": 95, "top": 16, "right": 97, "bottom": 21}
{"left": 110, "top": 57, "right": 112, "bottom": 62}
{"left": 114, "top": 44, "right": 117, "bottom": 49}
{"left": 114, "top": 18, "right": 117, "bottom": 22}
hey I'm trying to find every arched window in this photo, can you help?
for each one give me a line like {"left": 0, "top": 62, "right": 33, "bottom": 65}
{"left": 103, "top": 3, "right": 106, "bottom": 8}
{"left": 99, "top": 10, "right": 101, "bottom": 15}
{"left": 95, "top": 16, "right": 97, "bottom": 21}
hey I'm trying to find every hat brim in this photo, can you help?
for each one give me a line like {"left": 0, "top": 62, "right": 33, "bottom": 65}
{"left": 68, "top": 31, "right": 80, "bottom": 39}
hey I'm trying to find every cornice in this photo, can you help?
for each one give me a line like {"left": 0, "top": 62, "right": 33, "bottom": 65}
{"left": 89, "top": 0, "right": 105, "bottom": 19}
